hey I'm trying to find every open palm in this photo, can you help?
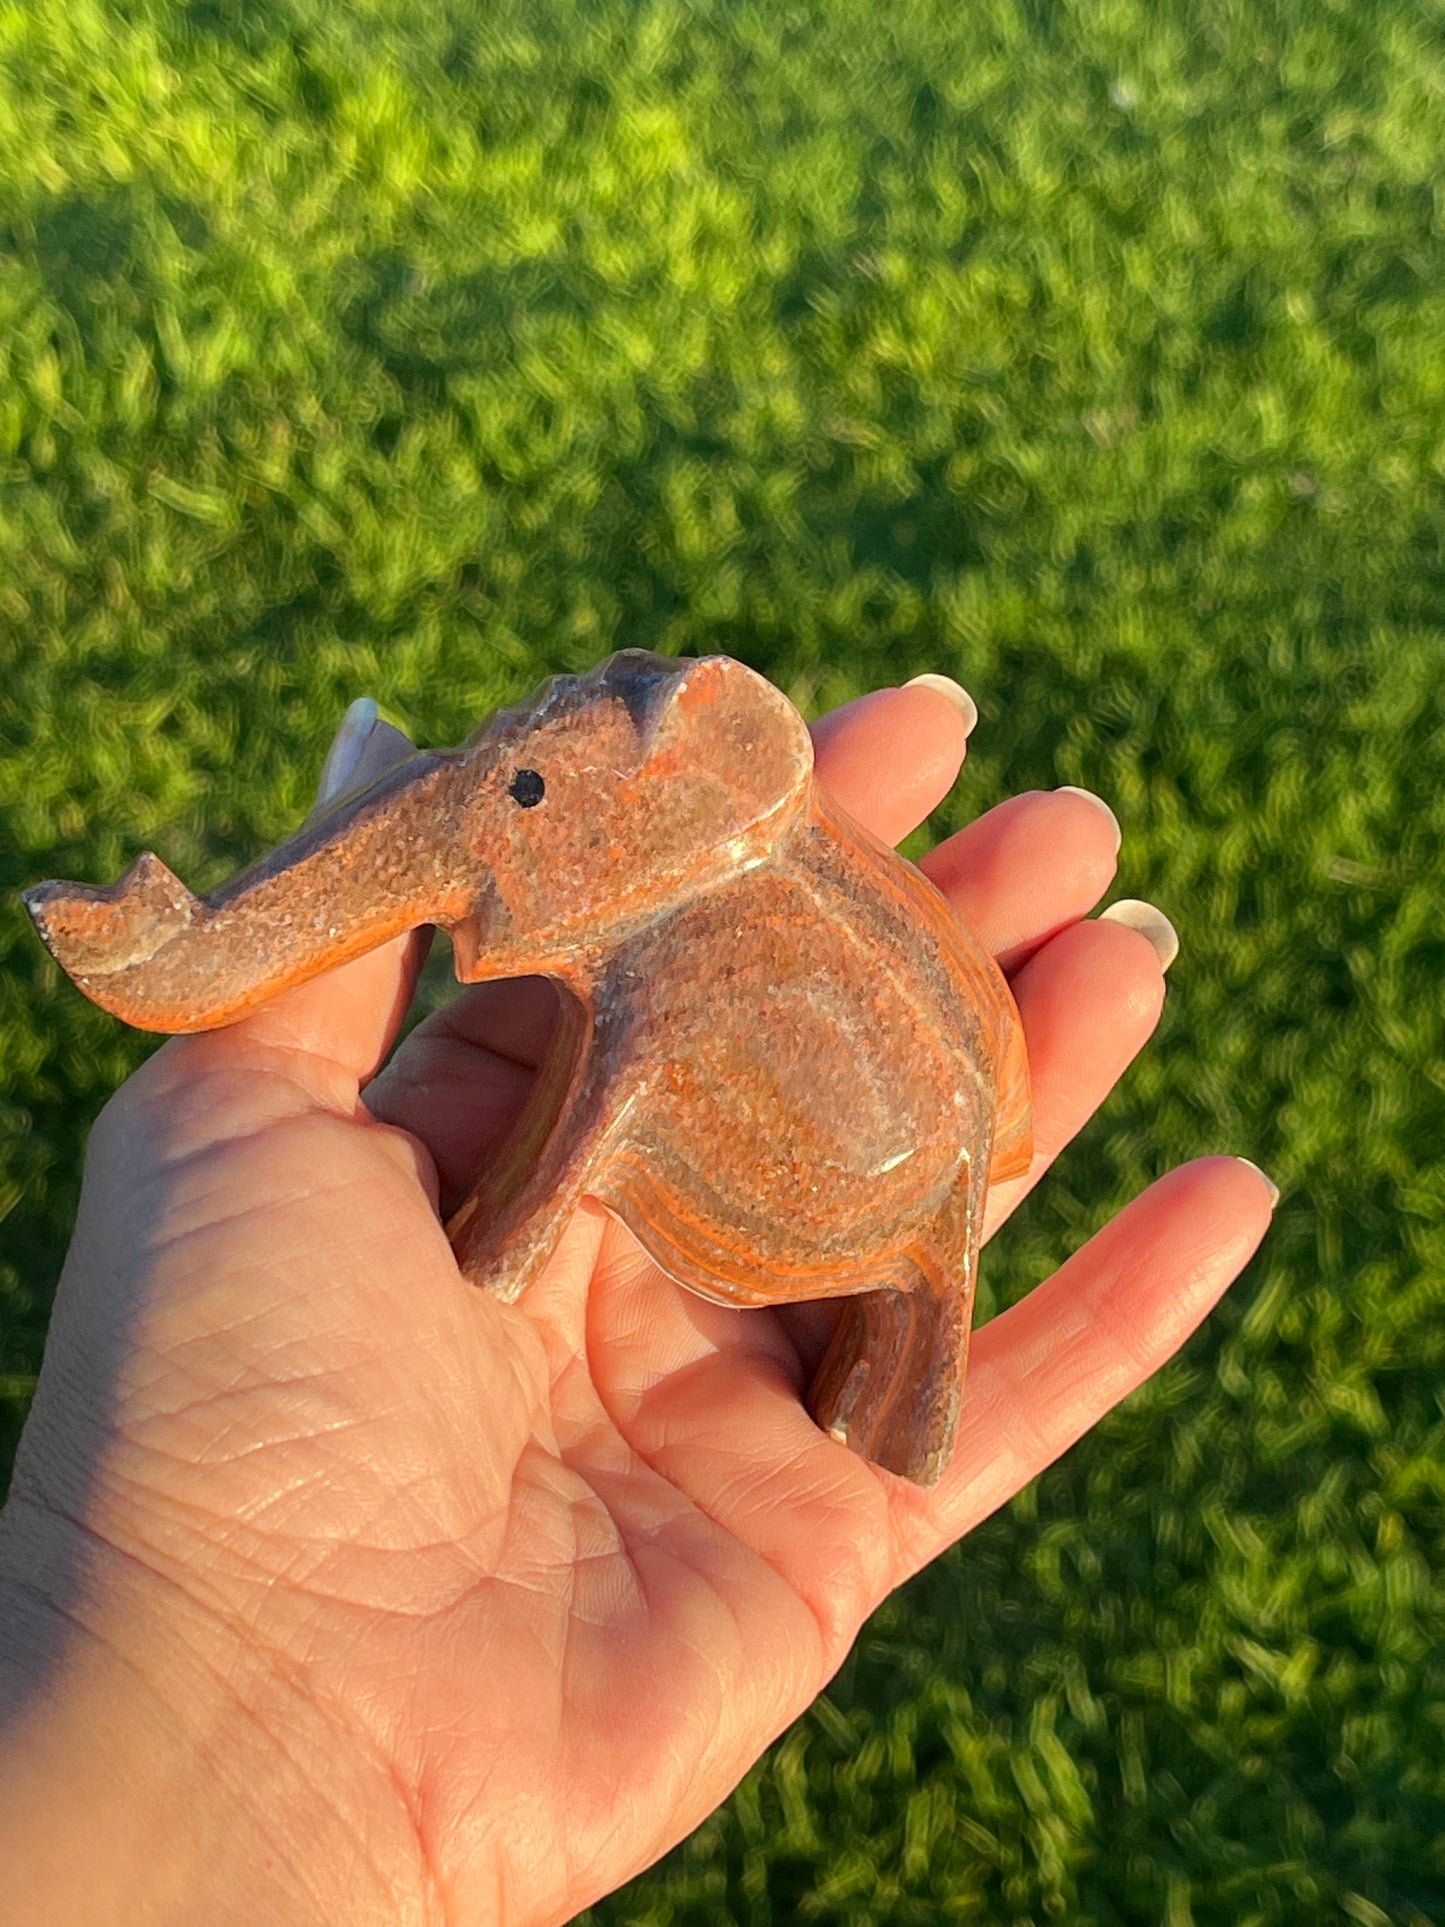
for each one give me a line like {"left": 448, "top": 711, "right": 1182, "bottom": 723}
{"left": 3, "top": 680, "right": 1273, "bottom": 1926}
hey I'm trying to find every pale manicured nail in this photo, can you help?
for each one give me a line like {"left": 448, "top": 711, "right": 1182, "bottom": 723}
{"left": 1235, "top": 1158, "right": 1281, "bottom": 1210}
{"left": 1056, "top": 785, "right": 1122, "bottom": 854}
{"left": 317, "top": 697, "right": 379, "bottom": 804}
{"left": 904, "top": 674, "right": 978, "bottom": 736}
{"left": 1099, "top": 897, "right": 1180, "bottom": 972}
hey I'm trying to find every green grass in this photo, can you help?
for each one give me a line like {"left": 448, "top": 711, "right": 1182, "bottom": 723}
{"left": 2, "top": 0, "right": 1444, "bottom": 1917}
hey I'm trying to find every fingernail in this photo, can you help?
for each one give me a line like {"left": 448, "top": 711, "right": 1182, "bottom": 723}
{"left": 904, "top": 674, "right": 978, "bottom": 737}
{"left": 1056, "top": 785, "right": 1122, "bottom": 854}
{"left": 1099, "top": 897, "right": 1180, "bottom": 972}
{"left": 317, "top": 697, "right": 379, "bottom": 805}
{"left": 1235, "top": 1158, "right": 1281, "bottom": 1210}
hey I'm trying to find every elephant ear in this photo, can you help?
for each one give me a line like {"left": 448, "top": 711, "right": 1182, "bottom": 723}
{"left": 631, "top": 654, "right": 814, "bottom": 871}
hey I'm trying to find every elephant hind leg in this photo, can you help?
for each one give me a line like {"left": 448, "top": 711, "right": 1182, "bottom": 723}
{"left": 808, "top": 1184, "right": 980, "bottom": 1486}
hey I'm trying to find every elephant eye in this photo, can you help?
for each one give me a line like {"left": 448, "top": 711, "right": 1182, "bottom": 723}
{"left": 508, "top": 768, "right": 546, "bottom": 809}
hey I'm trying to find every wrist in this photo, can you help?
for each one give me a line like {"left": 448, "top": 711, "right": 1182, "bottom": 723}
{"left": 0, "top": 1495, "right": 437, "bottom": 1927}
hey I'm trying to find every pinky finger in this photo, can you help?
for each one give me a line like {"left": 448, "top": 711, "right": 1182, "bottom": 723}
{"left": 890, "top": 1156, "right": 1277, "bottom": 1579}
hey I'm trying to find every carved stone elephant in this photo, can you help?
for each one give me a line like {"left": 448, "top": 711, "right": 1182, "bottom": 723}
{"left": 24, "top": 651, "right": 1031, "bottom": 1483}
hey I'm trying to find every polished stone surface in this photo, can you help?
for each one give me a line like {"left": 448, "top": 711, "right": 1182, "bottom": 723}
{"left": 24, "top": 651, "right": 1031, "bottom": 1483}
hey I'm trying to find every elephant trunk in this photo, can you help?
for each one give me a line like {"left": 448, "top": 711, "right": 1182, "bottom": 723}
{"left": 23, "top": 752, "right": 475, "bottom": 1032}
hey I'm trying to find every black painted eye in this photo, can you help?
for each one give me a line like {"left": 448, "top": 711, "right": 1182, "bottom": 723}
{"left": 508, "top": 768, "right": 545, "bottom": 808}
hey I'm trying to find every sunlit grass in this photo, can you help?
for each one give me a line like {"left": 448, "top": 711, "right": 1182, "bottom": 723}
{"left": 2, "top": 0, "right": 1443, "bottom": 1918}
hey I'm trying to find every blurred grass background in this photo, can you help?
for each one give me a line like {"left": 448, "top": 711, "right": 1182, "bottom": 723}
{"left": 1, "top": 0, "right": 1443, "bottom": 1918}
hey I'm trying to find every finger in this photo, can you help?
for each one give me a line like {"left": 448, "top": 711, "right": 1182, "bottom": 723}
{"left": 983, "top": 913, "right": 1169, "bottom": 1234}
{"left": 810, "top": 677, "right": 975, "bottom": 846}
{"left": 888, "top": 1156, "right": 1278, "bottom": 1583}
{"left": 921, "top": 787, "right": 1121, "bottom": 972}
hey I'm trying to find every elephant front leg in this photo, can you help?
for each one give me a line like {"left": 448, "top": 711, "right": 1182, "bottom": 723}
{"left": 445, "top": 994, "right": 617, "bottom": 1304}
{"left": 808, "top": 1174, "right": 983, "bottom": 1486}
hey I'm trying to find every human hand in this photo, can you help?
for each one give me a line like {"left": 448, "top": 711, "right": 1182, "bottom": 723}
{"left": 0, "top": 677, "right": 1275, "bottom": 1926}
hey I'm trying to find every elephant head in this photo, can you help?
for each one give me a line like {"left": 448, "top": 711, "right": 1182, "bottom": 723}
{"left": 23, "top": 652, "right": 815, "bottom": 1032}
